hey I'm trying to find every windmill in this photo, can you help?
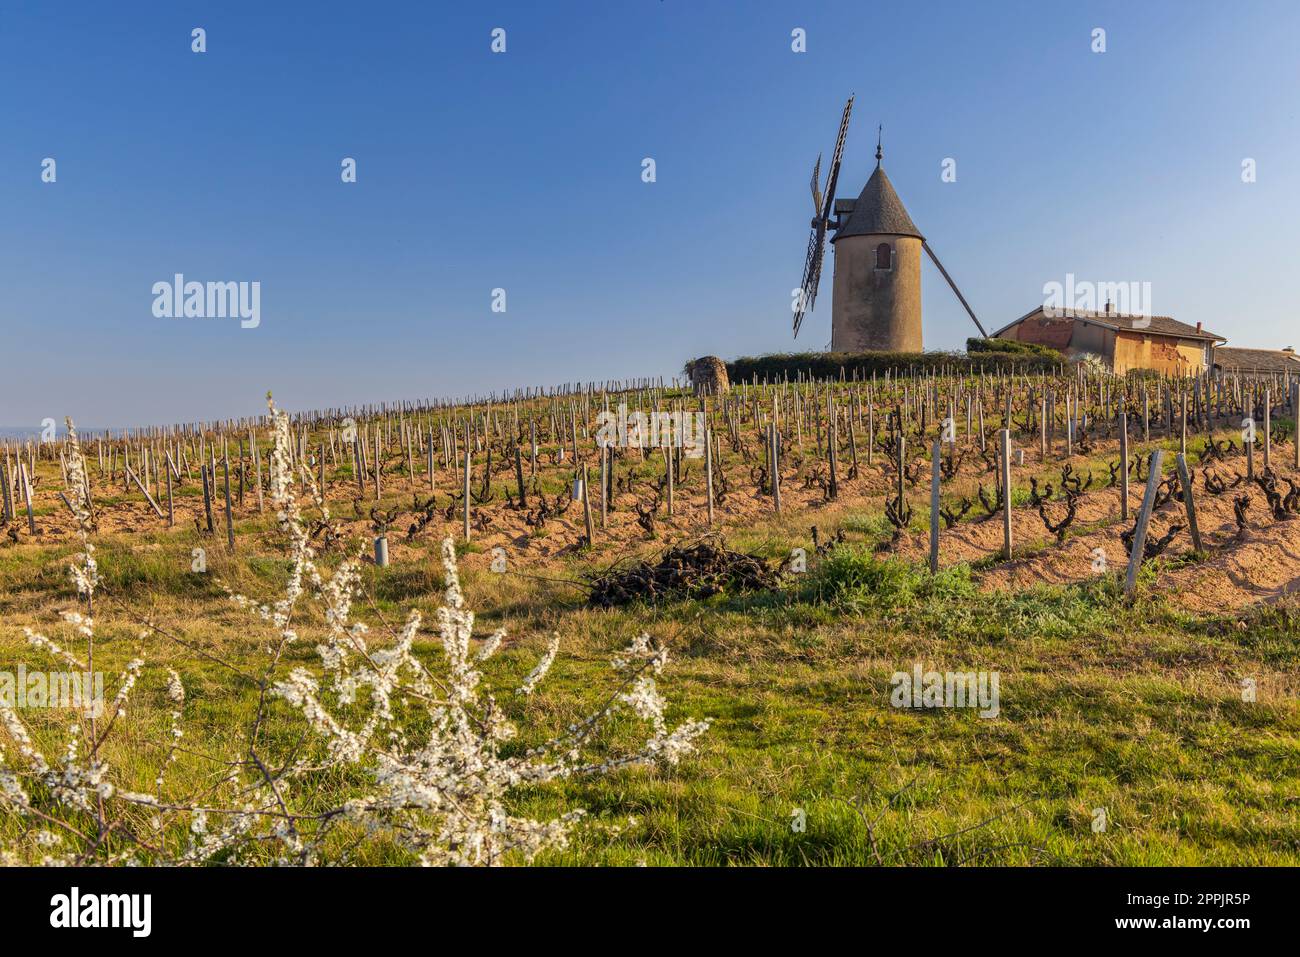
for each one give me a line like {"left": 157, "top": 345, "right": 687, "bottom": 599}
{"left": 792, "top": 97, "right": 988, "bottom": 348}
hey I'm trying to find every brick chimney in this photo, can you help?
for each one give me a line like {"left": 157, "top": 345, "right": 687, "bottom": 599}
{"left": 1196, "top": 321, "right": 1203, "bottom": 333}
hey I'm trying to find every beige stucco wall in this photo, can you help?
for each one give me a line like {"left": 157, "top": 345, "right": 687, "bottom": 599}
{"left": 1113, "top": 333, "right": 1207, "bottom": 375}
{"left": 830, "top": 234, "right": 923, "bottom": 352}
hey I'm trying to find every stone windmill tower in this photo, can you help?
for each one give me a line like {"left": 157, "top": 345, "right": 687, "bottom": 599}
{"left": 792, "top": 97, "right": 987, "bottom": 350}
{"left": 828, "top": 134, "right": 924, "bottom": 351}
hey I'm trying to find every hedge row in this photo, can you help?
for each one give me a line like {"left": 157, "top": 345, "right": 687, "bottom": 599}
{"left": 964, "top": 337, "right": 1062, "bottom": 358}
{"left": 712, "top": 348, "right": 1063, "bottom": 383}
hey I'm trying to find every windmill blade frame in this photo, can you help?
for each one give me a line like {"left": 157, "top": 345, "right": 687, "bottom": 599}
{"left": 792, "top": 223, "right": 821, "bottom": 337}
{"left": 820, "top": 95, "right": 853, "bottom": 224}
{"left": 793, "top": 95, "right": 854, "bottom": 340}
{"left": 810, "top": 153, "right": 823, "bottom": 215}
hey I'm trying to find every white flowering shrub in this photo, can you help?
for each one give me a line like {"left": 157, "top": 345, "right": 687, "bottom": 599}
{"left": 0, "top": 400, "right": 708, "bottom": 865}
{"left": 1075, "top": 353, "right": 1113, "bottom": 377}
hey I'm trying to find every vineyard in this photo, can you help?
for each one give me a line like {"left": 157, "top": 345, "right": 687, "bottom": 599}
{"left": 2, "top": 364, "right": 1298, "bottom": 865}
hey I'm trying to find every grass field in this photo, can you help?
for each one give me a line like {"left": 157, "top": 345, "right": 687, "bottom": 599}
{"left": 3, "top": 402, "right": 1298, "bottom": 864}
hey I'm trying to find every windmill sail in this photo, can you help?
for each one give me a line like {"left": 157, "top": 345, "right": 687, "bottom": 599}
{"left": 810, "top": 154, "right": 822, "bottom": 214}
{"left": 793, "top": 95, "right": 853, "bottom": 339}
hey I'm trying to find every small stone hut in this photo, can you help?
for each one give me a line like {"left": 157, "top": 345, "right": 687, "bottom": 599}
{"left": 687, "top": 356, "right": 730, "bottom": 395}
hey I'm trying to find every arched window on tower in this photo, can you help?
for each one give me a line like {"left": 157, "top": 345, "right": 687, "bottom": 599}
{"left": 875, "top": 242, "right": 893, "bottom": 270}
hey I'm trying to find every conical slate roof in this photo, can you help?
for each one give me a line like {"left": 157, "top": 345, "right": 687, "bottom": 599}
{"left": 831, "top": 165, "right": 924, "bottom": 242}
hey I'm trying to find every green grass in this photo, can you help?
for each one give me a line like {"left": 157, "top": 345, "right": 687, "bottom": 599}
{"left": 2, "top": 418, "right": 1298, "bottom": 865}
{"left": 15, "top": 520, "right": 1295, "bottom": 866}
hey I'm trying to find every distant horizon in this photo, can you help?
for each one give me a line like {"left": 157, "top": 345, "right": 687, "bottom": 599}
{"left": 0, "top": 369, "right": 687, "bottom": 434}
{"left": 5, "top": 0, "right": 1297, "bottom": 425}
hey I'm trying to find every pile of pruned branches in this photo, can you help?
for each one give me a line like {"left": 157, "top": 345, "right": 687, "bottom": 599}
{"left": 585, "top": 538, "right": 779, "bottom": 608}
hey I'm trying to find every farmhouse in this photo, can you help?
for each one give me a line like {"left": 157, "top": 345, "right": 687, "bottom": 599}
{"left": 991, "top": 305, "right": 1226, "bottom": 375}
{"left": 1212, "top": 346, "right": 1300, "bottom": 375}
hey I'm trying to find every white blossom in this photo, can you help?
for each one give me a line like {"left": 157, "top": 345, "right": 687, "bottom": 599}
{"left": 0, "top": 396, "right": 708, "bottom": 866}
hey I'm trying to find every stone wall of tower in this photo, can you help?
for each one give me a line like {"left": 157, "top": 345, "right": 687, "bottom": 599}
{"left": 830, "top": 234, "right": 923, "bottom": 352}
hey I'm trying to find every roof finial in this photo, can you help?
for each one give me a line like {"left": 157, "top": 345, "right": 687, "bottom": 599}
{"left": 875, "top": 125, "right": 883, "bottom": 168}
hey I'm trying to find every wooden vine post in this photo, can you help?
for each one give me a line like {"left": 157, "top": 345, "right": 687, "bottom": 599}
{"left": 514, "top": 446, "right": 527, "bottom": 508}
{"left": 599, "top": 444, "right": 608, "bottom": 529}
{"left": 462, "top": 451, "right": 472, "bottom": 541}
{"left": 1294, "top": 382, "right": 1300, "bottom": 470}
{"left": 1125, "top": 449, "right": 1165, "bottom": 597}
{"left": 664, "top": 446, "right": 674, "bottom": 517}
{"left": 999, "top": 429, "right": 1012, "bottom": 560}
{"left": 929, "top": 438, "right": 942, "bottom": 574}
{"left": 770, "top": 422, "right": 781, "bottom": 513}
{"left": 1263, "top": 389, "right": 1271, "bottom": 472}
{"left": 582, "top": 463, "right": 595, "bottom": 545}
{"left": 1175, "top": 452, "right": 1203, "bottom": 553}
{"left": 19, "top": 463, "right": 36, "bottom": 534}
{"left": 0, "top": 460, "right": 13, "bottom": 523}
{"left": 223, "top": 447, "right": 235, "bottom": 551}
{"left": 1119, "top": 411, "right": 1130, "bottom": 522}
{"left": 704, "top": 427, "right": 715, "bottom": 525}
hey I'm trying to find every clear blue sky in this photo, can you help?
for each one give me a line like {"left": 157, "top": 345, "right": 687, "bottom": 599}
{"left": 2, "top": 0, "right": 1297, "bottom": 427}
